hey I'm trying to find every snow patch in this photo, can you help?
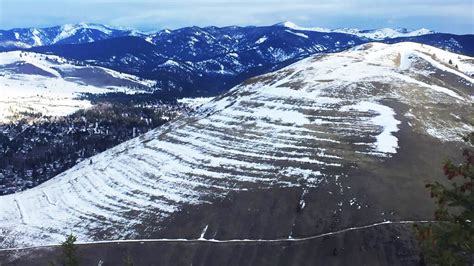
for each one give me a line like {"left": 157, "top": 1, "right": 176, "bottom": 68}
{"left": 285, "top": 30, "right": 309, "bottom": 39}
{"left": 161, "top": 59, "right": 180, "bottom": 67}
{"left": 178, "top": 97, "right": 214, "bottom": 108}
{"left": 399, "top": 51, "right": 413, "bottom": 70}
{"left": 255, "top": 36, "right": 268, "bottom": 44}
{"left": 199, "top": 225, "right": 208, "bottom": 240}
{"left": 31, "top": 29, "right": 42, "bottom": 46}
{"left": 341, "top": 101, "right": 401, "bottom": 154}
{"left": 252, "top": 106, "right": 309, "bottom": 125}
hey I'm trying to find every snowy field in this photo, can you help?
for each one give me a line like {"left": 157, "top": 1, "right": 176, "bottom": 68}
{"left": 0, "top": 74, "right": 106, "bottom": 123}
{"left": 0, "top": 51, "right": 155, "bottom": 123}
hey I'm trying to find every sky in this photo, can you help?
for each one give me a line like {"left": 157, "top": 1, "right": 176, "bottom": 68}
{"left": 0, "top": 0, "right": 473, "bottom": 33}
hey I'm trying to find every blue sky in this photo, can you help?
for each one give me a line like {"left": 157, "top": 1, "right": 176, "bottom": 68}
{"left": 0, "top": 0, "right": 473, "bottom": 33}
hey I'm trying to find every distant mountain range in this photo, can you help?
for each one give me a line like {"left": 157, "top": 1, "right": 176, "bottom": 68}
{"left": 1, "top": 22, "right": 473, "bottom": 96}
{"left": 0, "top": 23, "right": 141, "bottom": 49}
{"left": 0, "top": 22, "right": 437, "bottom": 49}
{"left": 276, "top": 21, "right": 435, "bottom": 40}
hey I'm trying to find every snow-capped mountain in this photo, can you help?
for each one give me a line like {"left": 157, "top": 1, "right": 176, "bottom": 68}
{"left": 0, "top": 42, "right": 472, "bottom": 256}
{"left": 0, "top": 23, "right": 139, "bottom": 50}
{"left": 0, "top": 51, "right": 155, "bottom": 123}
{"left": 19, "top": 24, "right": 472, "bottom": 97}
{"left": 28, "top": 32, "right": 366, "bottom": 96}
{"left": 1, "top": 22, "right": 472, "bottom": 98}
{"left": 0, "top": 22, "right": 437, "bottom": 51}
{"left": 279, "top": 21, "right": 434, "bottom": 40}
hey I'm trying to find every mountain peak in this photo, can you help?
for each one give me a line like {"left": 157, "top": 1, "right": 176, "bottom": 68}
{"left": 275, "top": 21, "right": 331, "bottom": 33}
{"left": 59, "top": 22, "right": 113, "bottom": 33}
{"left": 276, "top": 21, "right": 299, "bottom": 29}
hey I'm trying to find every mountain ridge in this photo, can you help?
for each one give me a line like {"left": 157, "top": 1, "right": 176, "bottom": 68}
{"left": 12, "top": 23, "right": 472, "bottom": 97}
{"left": 0, "top": 21, "right": 451, "bottom": 51}
{"left": 0, "top": 23, "right": 139, "bottom": 49}
{"left": 275, "top": 21, "right": 435, "bottom": 40}
{"left": 0, "top": 42, "right": 472, "bottom": 250}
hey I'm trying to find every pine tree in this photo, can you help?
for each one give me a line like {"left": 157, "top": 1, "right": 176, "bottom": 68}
{"left": 62, "top": 234, "right": 79, "bottom": 266}
{"left": 414, "top": 132, "right": 473, "bottom": 265}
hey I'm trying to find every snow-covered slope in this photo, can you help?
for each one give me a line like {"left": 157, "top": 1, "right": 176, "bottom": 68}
{"left": 0, "top": 23, "right": 137, "bottom": 49}
{"left": 0, "top": 42, "right": 472, "bottom": 248}
{"left": 52, "top": 23, "right": 115, "bottom": 43}
{"left": 335, "top": 27, "right": 434, "bottom": 40}
{"left": 279, "top": 21, "right": 434, "bottom": 40}
{"left": 0, "top": 51, "right": 155, "bottom": 123}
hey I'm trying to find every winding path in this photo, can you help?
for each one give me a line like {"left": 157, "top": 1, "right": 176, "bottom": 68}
{"left": 0, "top": 220, "right": 433, "bottom": 252}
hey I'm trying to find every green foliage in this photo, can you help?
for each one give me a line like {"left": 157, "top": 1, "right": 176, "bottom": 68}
{"left": 415, "top": 132, "right": 474, "bottom": 265}
{"left": 62, "top": 234, "right": 79, "bottom": 266}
